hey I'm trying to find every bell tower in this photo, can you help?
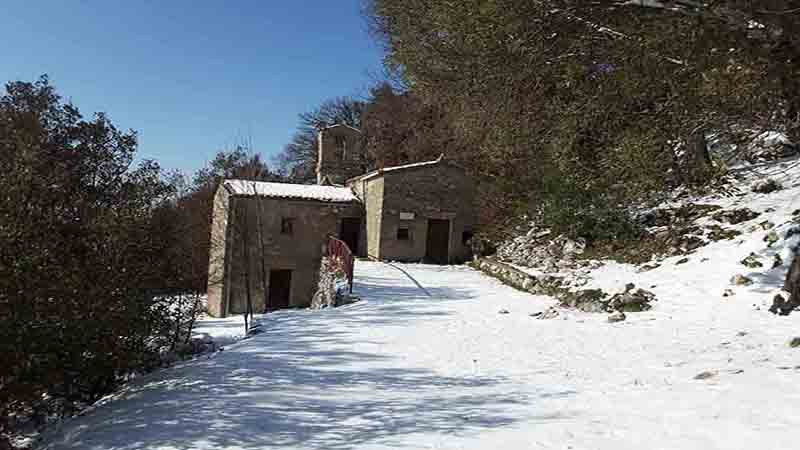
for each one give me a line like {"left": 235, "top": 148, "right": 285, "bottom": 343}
{"left": 316, "top": 124, "right": 366, "bottom": 185}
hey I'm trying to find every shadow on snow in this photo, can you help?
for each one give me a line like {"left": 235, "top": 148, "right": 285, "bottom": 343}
{"left": 42, "top": 265, "right": 568, "bottom": 449}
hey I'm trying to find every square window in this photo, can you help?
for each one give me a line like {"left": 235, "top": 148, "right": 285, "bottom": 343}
{"left": 397, "top": 227, "right": 410, "bottom": 241}
{"left": 281, "top": 218, "right": 295, "bottom": 235}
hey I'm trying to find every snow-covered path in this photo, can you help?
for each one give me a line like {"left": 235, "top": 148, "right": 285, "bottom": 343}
{"left": 41, "top": 261, "right": 800, "bottom": 450}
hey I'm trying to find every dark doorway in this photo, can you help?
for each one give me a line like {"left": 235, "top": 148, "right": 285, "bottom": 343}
{"left": 268, "top": 270, "right": 292, "bottom": 310}
{"left": 340, "top": 218, "right": 361, "bottom": 255}
{"left": 426, "top": 219, "right": 450, "bottom": 264}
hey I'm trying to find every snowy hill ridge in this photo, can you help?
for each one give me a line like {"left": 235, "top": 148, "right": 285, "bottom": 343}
{"left": 498, "top": 156, "right": 800, "bottom": 311}
{"left": 582, "top": 157, "right": 800, "bottom": 309}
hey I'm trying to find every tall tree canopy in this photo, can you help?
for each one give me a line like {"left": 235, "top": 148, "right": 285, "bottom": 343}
{"left": 366, "top": 0, "right": 797, "bottom": 239}
{"left": 363, "top": 83, "right": 468, "bottom": 168}
{"left": 0, "top": 77, "right": 196, "bottom": 436}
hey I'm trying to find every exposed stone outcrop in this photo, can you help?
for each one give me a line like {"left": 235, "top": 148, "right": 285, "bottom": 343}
{"left": 608, "top": 311, "right": 626, "bottom": 323}
{"left": 741, "top": 253, "right": 763, "bottom": 268}
{"left": 639, "top": 204, "right": 722, "bottom": 228}
{"left": 764, "top": 231, "right": 780, "bottom": 247}
{"left": 607, "top": 284, "right": 657, "bottom": 312}
{"left": 769, "top": 294, "right": 798, "bottom": 316}
{"left": 559, "top": 284, "right": 657, "bottom": 313}
{"left": 712, "top": 208, "right": 760, "bottom": 225}
{"left": 560, "top": 289, "right": 609, "bottom": 313}
{"left": 531, "top": 307, "right": 560, "bottom": 320}
{"left": 751, "top": 179, "right": 782, "bottom": 194}
{"left": 731, "top": 274, "right": 754, "bottom": 286}
{"left": 744, "top": 132, "right": 797, "bottom": 162}
{"left": 496, "top": 225, "right": 587, "bottom": 271}
{"left": 706, "top": 224, "right": 742, "bottom": 241}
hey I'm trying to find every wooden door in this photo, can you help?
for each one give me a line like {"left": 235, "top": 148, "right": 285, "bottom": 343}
{"left": 425, "top": 219, "right": 450, "bottom": 264}
{"left": 339, "top": 218, "right": 361, "bottom": 255}
{"left": 268, "top": 270, "right": 292, "bottom": 310}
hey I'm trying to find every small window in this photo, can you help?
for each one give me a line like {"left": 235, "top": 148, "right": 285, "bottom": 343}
{"left": 397, "top": 227, "right": 410, "bottom": 241}
{"left": 281, "top": 218, "right": 295, "bottom": 235}
{"left": 335, "top": 135, "right": 347, "bottom": 159}
{"left": 462, "top": 230, "right": 474, "bottom": 245}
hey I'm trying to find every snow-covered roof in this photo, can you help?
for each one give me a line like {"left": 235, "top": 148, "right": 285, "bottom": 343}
{"left": 350, "top": 155, "right": 446, "bottom": 182}
{"left": 223, "top": 180, "right": 358, "bottom": 203}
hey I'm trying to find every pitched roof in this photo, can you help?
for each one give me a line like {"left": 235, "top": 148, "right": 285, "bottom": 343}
{"left": 223, "top": 180, "right": 358, "bottom": 203}
{"left": 320, "top": 123, "right": 362, "bottom": 133}
{"left": 349, "top": 154, "right": 447, "bottom": 182}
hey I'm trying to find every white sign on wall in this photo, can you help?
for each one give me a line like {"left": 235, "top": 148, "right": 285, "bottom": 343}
{"left": 399, "top": 212, "right": 415, "bottom": 220}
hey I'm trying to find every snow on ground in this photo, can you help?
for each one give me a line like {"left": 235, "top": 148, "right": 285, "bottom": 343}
{"left": 39, "top": 260, "right": 800, "bottom": 449}
{"left": 38, "top": 159, "right": 800, "bottom": 450}
{"left": 191, "top": 313, "right": 253, "bottom": 347}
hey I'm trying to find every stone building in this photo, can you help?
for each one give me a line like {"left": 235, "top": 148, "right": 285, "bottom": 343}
{"left": 206, "top": 182, "right": 362, "bottom": 317}
{"left": 316, "top": 124, "right": 366, "bottom": 185}
{"left": 207, "top": 126, "right": 474, "bottom": 317}
{"left": 348, "top": 156, "right": 475, "bottom": 263}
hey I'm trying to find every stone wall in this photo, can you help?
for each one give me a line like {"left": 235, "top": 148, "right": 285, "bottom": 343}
{"left": 472, "top": 258, "right": 657, "bottom": 314}
{"left": 207, "top": 187, "right": 362, "bottom": 317}
{"left": 471, "top": 258, "right": 564, "bottom": 297}
{"left": 207, "top": 186, "right": 231, "bottom": 318}
{"left": 352, "top": 177, "right": 385, "bottom": 259}
{"left": 369, "top": 163, "right": 475, "bottom": 263}
{"left": 316, "top": 125, "right": 366, "bottom": 185}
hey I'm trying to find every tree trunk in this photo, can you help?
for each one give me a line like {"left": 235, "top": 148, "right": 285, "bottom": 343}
{"left": 782, "top": 251, "right": 800, "bottom": 312}
{"left": 685, "top": 130, "right": 712, "bottom": 184}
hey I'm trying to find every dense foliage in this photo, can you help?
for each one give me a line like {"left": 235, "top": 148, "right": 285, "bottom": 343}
{"left": 0, "top": 78, "right": 220, "bottom": 441}
{"left": 364, "top": 0, "right": 799, "bottom": 241}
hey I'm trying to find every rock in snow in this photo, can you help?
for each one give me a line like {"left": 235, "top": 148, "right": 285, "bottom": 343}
{"left": 496, "top": 227, "right": 588, "bottom": 272}
{"left": 694, "top": 371, "right": 717, "bottom": 380}
{"left": 740, "top": 253, "right": 763, "bottom": 268}
{"left": 751, "top": 179, "right": 782, "bottom": 194}
{"left": 769, "top": 294, "right": 797, "bottom": 316}
{"left": 731, "top": 274, "right": 754, "bottom": 286}
{"left": 608, "top": 311, "right": 627, "bottom": 323}
{"left": 713, "top": 208, "right": 760, "bottom": 225}
{"left": 538, "top": 307, "right": 561, "bottom": 320}
{"left": 608, "top": 286, "right": 657, "bottom": 312}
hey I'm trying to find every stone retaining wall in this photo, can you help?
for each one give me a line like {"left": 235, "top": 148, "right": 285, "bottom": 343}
{"left": 472, "top": 258, "right": 657, "bottom": 314}
{"left": 471, "top": 258, "right": 564, "bottom": 297}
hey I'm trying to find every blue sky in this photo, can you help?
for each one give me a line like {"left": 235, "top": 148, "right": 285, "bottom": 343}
{"left": 0, "top": 1, "right": 383, "bottom": 173}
